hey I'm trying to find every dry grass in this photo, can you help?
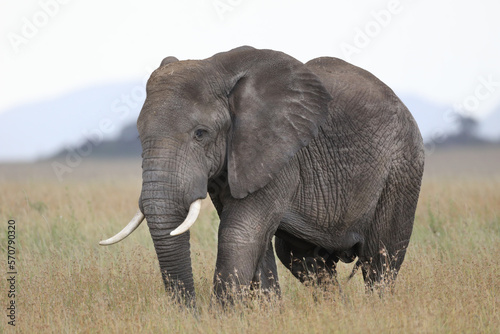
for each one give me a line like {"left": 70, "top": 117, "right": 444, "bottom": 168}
{"left": 0, "top": 149, "right": 499, "bottom": 333}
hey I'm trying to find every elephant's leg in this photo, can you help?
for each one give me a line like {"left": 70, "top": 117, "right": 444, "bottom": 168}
{"left": 360, "top": 167, "right": 422, "bottom": 291}
{"left": 213, "top": 238, "right": 277, "bottom": 301}
{"left": 251, "top": 241, "right": 280, "bottom": 295}
{"left": 213, "top": 207, "right": 282, "bottom": 302}
{"left": 275, "top": 235, "right": 307, "bottom": 283}
{"left": 275, "top": 234, "right": 337, "bottom": 286}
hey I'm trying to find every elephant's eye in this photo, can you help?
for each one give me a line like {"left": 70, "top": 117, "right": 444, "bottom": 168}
{"left": 194, "top": 128, "right": 208, "bottom": 141}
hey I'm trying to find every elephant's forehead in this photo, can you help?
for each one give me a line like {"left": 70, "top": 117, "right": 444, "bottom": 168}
{"left": 139, "top": 100, "right": 210, "bottom": 128}
{"left": 142, "top": 87, "right": 218, "bottom": 119}
{"left": 138, "top": 92, "right": 222, "bottom": 139}
{"left": 146, "top": 78, "right": 205, "bottom": 103}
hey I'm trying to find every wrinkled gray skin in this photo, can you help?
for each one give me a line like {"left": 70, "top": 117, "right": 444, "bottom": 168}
{"left": 136, "top": 46, "right": 424, "bottom": 305}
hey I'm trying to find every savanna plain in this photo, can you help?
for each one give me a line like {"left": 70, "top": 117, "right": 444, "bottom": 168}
{"left": 0, "top": 147, "right": 499, "bottom": 333}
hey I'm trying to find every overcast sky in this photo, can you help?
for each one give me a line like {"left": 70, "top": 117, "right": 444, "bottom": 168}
{"left": 1, "top": 0, "right": 499, "bottom": 118}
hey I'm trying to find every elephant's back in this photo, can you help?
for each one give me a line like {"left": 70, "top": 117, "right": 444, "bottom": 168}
{"left": 305, "top": 56, "right": 423, "bottom": 156}
{"left": 305, "top": 57, "right": 396, "bottom": 103}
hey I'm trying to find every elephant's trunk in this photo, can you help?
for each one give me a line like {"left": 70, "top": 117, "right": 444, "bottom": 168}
{"left": 139, "top": 144, "right": 209, "bottom": 305}
{"left": 149, "top": 220, "right": 195, "bottom": 304}
{"left": 141, "top": 184, "right": 196, "bottom": 305}
{"left": 130, "top": 136, "right": 209, "bottom": 305}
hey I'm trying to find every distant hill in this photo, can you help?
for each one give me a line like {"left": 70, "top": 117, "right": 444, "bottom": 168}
{"left": 395, "top": 94, "right": 500, "bottom": 147}
{"left": 57, "top": 93, "right": 499, "bottom": 160}
{"left": 52, "top": 123, "right": 141, "bottom": 159}
{"left": 1, "top": 81, "right": 499, "bottom": 162}
{"left": 478, "top": 107, "right": 500, "bottom": 141}
{"left": 399, "top": 94, "right": 460, "bottom": 140}
{"left": 428, "top": 115, "right": 499, "bottom": 148}
{"left": 0, "top": 81, "right": 144, "bottom": 162}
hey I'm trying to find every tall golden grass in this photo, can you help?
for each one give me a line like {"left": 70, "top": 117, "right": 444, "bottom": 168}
{"left": 0, "top": 149, "right": 499, "bottom": 333}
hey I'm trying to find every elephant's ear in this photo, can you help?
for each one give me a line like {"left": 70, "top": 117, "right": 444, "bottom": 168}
{"left": 213, "top": 47, "right": 332, "bottom": 199}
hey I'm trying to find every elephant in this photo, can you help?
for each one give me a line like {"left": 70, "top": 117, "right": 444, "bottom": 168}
{"left": 100, "top": 46, "right": 424, "bottom": 306}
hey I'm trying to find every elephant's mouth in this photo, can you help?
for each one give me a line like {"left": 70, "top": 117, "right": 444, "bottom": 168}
{"left": 99, "top": 199, "right": 202, "bottom": 245}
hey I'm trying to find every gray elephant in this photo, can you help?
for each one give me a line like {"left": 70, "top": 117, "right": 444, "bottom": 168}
{"left": 100, "top": 46, "right": 424, "bottom": 305}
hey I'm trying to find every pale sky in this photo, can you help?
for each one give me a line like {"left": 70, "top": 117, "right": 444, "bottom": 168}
{"left": 1, "top": 0, "right": 500, "bottom": 117}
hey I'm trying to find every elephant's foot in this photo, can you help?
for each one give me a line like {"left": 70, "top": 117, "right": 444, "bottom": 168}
{"left": 359, "top": 246, "right": 406, "bottom": 296}
{"left": 213, "top": 276, "right": 280, "bottom": 308}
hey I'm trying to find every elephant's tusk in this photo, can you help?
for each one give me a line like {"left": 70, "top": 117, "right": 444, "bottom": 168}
{"left": 170, "top": 199, "right": 202, "bottom": 236}
{"left": 99, "top": 210, "right": 145, "bottom": 246}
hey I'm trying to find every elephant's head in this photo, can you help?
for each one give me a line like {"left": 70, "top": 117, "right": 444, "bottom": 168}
{"left": 100, "top": 46, "right": 331, "bottom": 304}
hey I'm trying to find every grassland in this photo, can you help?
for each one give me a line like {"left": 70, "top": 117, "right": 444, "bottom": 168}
{"left": 0, "top": 148, "right": 499, "bottom": 333}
